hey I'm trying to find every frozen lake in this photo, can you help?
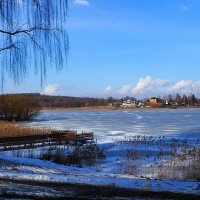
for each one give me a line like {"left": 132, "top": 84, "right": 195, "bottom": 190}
{"left": 2, "top": 109, "right": 199, "bottom": 198}
{"left": 24, "top": 108, "right": 200, "bottom": 143}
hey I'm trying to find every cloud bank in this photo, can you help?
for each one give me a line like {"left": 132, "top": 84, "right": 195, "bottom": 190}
{"left": 103, "top": 75, "right": 200, "bottom": 97}
{"left": 118, "top": 84, "right": 132, "bottom": 95}
{"left": 170, "top": 80, "right": 192, "bottom": 93}
{"left": 132, "top": 75, "right": 167, "bottom": 94}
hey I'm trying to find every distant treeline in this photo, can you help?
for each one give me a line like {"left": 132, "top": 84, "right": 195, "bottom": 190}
{"left": 14, "top": 93, "right": 111, "bottom": 107}
{"left": 0, "top": 93, "right": 200, "bottom": 118}
{"left": 161, "top": 94, "right": 199, "bottom": 106}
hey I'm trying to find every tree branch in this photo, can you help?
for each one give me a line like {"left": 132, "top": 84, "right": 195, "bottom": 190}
{"left": 23, "top": 31, "right": 41, "bottom": 47}
{"left": 0, "top": 26, "right": 56, "bottom": 36}
{"left": 0, "top": 44, "right": 16, "bottom": 52}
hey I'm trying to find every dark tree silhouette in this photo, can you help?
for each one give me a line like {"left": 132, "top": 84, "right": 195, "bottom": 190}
{"left": 0, "top": 0, "right": 69, "bottom": 87}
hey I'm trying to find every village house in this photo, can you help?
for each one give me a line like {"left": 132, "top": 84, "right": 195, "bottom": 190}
{"left": 121, "top": 99, "right": 136, "bottom": 108}
{"left": 148, "top": 97, "right": 162, "bottom": 104}
{"left": 147, "top": 97, "right": 162, "bottom": 107}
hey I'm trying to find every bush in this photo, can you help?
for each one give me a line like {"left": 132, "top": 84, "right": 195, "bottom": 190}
{"left": 40, "top": 144, "right": 106, "bottom": 166}
{"left": 67, "top": 144, "right": 106, "bottom": 166}
{"left": 0, "top": 94, "right": 40, "bottom": 121}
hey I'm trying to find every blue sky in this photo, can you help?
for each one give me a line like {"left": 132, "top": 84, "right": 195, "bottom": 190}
{"left": 6, "top": 0, "right": 200, "bottom": 98}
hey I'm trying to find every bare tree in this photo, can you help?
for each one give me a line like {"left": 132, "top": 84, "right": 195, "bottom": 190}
{"left": 175, "top": 93, "right": 182, "bottom": 105}
{"left": 0, "top": 0, "right": 69, "bottom": 87}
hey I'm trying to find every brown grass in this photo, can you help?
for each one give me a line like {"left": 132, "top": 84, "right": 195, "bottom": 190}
{"left": 0, "top": 120, "right": 50, "bottom": 138}
{"left": 117, "top": 135, "right": 200, "bottom": 180}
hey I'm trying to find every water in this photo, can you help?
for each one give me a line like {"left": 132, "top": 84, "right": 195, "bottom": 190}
{"left": 24, "top": 108, "right": 200, "bottom": 143}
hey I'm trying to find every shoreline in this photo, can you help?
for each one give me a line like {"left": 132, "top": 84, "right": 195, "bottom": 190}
{"left": 0, "top": 178, "right": 199, "bottom": 200}
{"left": 40, "top": 106, "right": 200, "bottom": 111}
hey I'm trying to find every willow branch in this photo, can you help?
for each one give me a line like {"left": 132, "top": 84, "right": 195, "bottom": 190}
{"left": 0, "top": 44, "right": 16, "bottom": 52}
{"left": 0, "top": 26, "right": 56, "bottom": 36}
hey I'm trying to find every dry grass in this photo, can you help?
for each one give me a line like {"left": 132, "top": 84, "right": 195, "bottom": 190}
{"left": 39, "top": 143, "right": 106, "bottom": 167}
{"left": 0, "top": 120, "right": 50, "bottom": 138}
{"left": 116, "top": 135, "right": 200, "bottom": 180}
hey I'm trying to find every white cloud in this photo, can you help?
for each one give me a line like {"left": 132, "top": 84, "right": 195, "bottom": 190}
{"left": 170, "top": 80, "right": 192, "bottom": 92}
{"left": 154, "top": 79, "right": 171, "bottom": 86}
{"left": 43, "top": 84, "right": 60, "bottom": 95}
{"left": 74, "top": 0, "right": 90, "bottom": 6}
{"left": 102, "top": 76, "right": 171, "bottom": 97}
{"left": 104, "top": 85, "right": 112, "bottom": 93}
{"left": 100, "top": 76, "right": 200, "bottom": 98}
{"left": 131, "top": 75, "right": 170, "bottom": 94}
{"left": 132, "top": 75, "right": 153, "bottom": 94}
{"left": 192, "top": 81, "right": 200, "bottom": 90}
{"left": 118, "top": 84, "right": 132, "bottom": 95}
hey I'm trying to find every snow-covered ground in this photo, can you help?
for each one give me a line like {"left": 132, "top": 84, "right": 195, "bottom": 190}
{"left": 0, "top": 151, "right": 199, "bottom": 196}
{"left": 0, "top": 109, "right": 200, "bottom": 197}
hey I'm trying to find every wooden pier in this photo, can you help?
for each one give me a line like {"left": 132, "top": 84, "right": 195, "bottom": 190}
{"left": 0, "top": 130, "right": 94, "bottom": 151}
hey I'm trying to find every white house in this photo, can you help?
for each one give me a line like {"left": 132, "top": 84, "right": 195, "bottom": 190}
{"left": 121, "top": 99, "right": 136, "bottom": 107}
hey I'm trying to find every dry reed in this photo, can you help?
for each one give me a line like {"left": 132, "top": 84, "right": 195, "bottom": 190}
{"left": 0, "top": 120, "right": 50, "bottom": 138}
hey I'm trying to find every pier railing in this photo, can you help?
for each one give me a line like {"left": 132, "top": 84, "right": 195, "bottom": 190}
{"left": 0, "top": 130, "right": 94, "bottom": 151}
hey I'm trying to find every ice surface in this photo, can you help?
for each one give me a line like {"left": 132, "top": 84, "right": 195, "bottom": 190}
{"left": 23, "top": 109, "right": 200, "bottom": 143}
{"left": 0, "top": 109, "right": 199, "bottom": 196}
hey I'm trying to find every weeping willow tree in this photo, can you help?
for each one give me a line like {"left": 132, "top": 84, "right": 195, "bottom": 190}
{"left": 0, "top": 0, "right": 69, "bottom": 87}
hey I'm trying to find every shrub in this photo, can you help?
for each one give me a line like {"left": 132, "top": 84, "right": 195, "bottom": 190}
{"left": 67, "top": 144, "right": 106, "bottom": 166}
{"left": 126, "top": 149, "right": 139, "bottom": 161}
{"left": 40, "top": 144, "right": 106, "bottom": 166}
{"left": 0, "top": 94, "right": 40, "bottom": 121}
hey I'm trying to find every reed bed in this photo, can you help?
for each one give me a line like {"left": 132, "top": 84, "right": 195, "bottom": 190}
{"left": 0, "top": 120, "right": 50, "bottom": 138}
{"left": 115, "top": 135, "right": 200, "bottom": 180}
